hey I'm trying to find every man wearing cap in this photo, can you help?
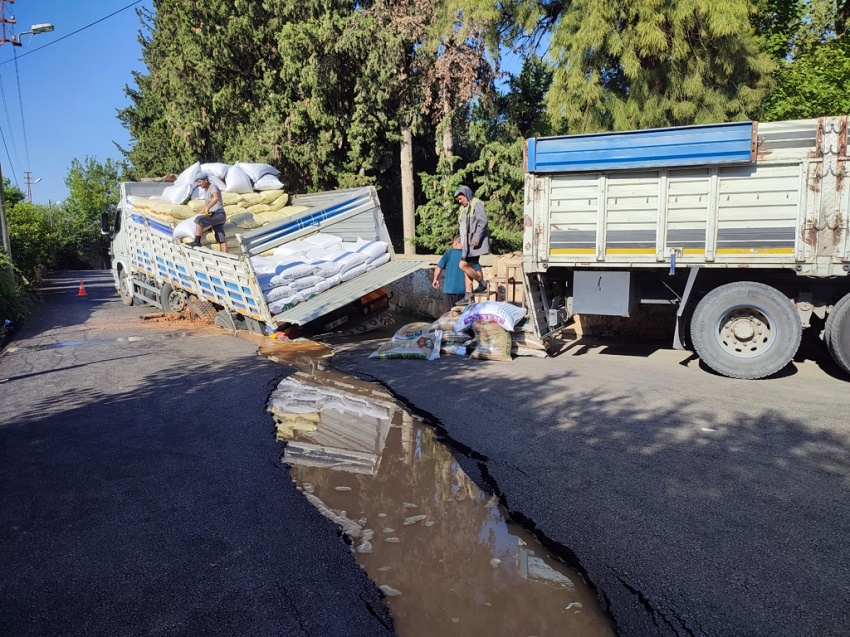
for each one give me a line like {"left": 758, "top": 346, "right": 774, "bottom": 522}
{"left": 454, "top": 185, "right": 489, "bottom": 294}
{"left": 192, "top": 172, "right": 228, "bottom": 253}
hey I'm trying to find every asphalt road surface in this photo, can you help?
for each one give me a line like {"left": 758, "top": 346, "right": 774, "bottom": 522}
{"left": 329, "top": 311, "right": 850, "bottom": 636}
{"left": 0, "top": 272, "right": 393, "bottom": 637}
{"left": 4, "top": 270, "right": 849, "bottom": 636}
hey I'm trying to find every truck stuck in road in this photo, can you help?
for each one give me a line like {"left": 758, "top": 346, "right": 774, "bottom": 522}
{"left": 522, "top": 116, "right": 850, "bottom": 379}
{"left": 103, "top": 183, "right": 424, "bottom": 336}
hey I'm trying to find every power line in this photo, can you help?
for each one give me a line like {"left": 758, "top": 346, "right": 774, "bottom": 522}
{"left": 12, "top": 46, "right": 29, "bottom": 174}
{"left": 0, "top": 0, "right": 145, "bottom": 67}
{"left": 0, "top": 73, "right": 21, "bottom": 178}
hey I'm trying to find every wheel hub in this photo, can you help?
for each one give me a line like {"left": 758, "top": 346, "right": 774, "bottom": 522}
{"left": 730, "top": 318, "right": 756, "bottom": 341}
{"left": 718, "top": 308, "right": 773, "bottom": 357}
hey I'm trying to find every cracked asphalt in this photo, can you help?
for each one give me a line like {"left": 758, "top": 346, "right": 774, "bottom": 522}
{"left": 4, "top": 269, "right": 849, "bottom": 636}
{"left": 0, "top": 272, "right": 393, "bottom": 637}
{"left": 328, "top": 318, "right": 850, "bottom": 636}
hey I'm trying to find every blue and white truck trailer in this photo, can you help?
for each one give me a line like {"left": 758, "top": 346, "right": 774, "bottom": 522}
{"left": 104, "top": 184, "right": 424, "bottom": 335}
{"left": 522, "top": 116, "right": 850, "bottom": 379}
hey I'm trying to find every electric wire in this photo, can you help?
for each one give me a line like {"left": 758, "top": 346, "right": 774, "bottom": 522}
{"left": 0, "top": 0, "right": 144, "bottom": 67}
{"left": 0, "top": 122, "right": 19, "bottom": 186}
{"left": 0, "top": 73, "right": 21, "bottom": 182}
{"left": 12, "top": 47, "right": 30, "bottom": 175}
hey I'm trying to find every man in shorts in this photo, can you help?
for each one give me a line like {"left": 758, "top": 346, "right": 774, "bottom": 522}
{"left": 454, "top": 185, "right": 489, "bottom": 294}
{"left": 191, "top": 172, "right": 227, "bottom": 253}
{"left": 432, "top": 235, "right": 481, "bottom": 312}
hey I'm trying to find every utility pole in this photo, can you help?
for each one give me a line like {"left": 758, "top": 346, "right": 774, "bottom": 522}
{"left": 24, "top": 171, "right": 31, "bottom": 203}
{"left": 0, "top": 0, "right": 19, "bottom": 47}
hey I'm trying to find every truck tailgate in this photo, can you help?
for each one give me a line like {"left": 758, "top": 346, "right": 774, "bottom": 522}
{"left": 272, "top": 259, "right": 426, "bottom": 325}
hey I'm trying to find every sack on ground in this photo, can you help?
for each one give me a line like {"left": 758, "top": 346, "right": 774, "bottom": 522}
{"left": 470, "top": 321, "right": 512, "bottom": 361}
{"left": 369, "top": 332, "right": 442, "bottom": 360}
{"left": 440, "top": 343, "right": 468, "bottom": 356}
{"left": 392, "top": 322, "right": 434, "bottom": 341}
{"left": 511, "top": 344, "right": 548, "bottom": 358}
{"left": 431, "top": 311, "right": 459, "bottom": 331}
{"left": 454, "top": 301, "right": 527, "bottom": 333}
{"left": 511, "top": 331, "right": 548, "bottom": 351}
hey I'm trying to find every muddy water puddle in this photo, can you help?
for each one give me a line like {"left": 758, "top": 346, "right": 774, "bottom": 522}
{"left": 259, "top": 338, "right": 614, "bottom": 636}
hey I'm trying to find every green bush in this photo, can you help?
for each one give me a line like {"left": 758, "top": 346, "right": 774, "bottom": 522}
{"left": 0, "top": 251, "right": 31, "bottom": 330}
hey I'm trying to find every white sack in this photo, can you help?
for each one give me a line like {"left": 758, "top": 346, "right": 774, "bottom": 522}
{"left": 352, "top": 239, "right": 388, "bottom": 261}
{"left": 454, "top": 301, "right": 528, "bottom": 333}
{"left": 224, "top": 165, "right": 254, "bottom": 193}
{"left": 273, "top": 240, "right": 313, "bottom": 257}
{"left": 174, "top": 161, "right": 201, "bottom": 186}
{"left": 366, "top": 253, "right": 391, "bottom": 270}
{"left": 253, "top": 174, "right": 285, "bottom": 191}
{"left": 264, "top": 284, "right": 296, "bottom": 302}
{"left": 303, "top": 233, "right": 343, "bottom": 250}
{"left": 235, "top": 162, "right": 280, "bottom": 182}
{"left": 172, "top": 217, "right": 197, "bottom": 240}
{"left": 200, "top": 162, "right": 231, "bottom": 179}
{"left": 289, "top": 275, "right": 325, "bottom": 291}
{"left": 268, "top": 293, "right": 305, "bottom": 314}
{"left": 312, "top": 261, "right": 344, "bottom": 278}
{"left": 326, "top": 250, "right": 368, "bottom": 275}
{"left": 340, "top": 263, "right": 369, "bottom": 281}
{"left": 161, "top": 182, "right": 192, "bottom": 205}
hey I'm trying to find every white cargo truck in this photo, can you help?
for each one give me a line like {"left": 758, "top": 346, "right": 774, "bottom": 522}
{"left": 103, "top": 183, "right": 424, "bottom": 335}
{"left": 522, "top": 116, "right": 850, "bottom": 379}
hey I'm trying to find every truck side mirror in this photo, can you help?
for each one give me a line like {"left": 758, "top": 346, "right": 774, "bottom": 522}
{"left": 100, "top": 211, "right": 111, "bottom": 235}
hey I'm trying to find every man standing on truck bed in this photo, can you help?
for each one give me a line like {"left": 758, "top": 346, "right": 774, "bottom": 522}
{"left": 192, "top": 172, "right": 228, "bottom": 253}
{"left": 454, "top": 185, "right": 489, "bottom": 294}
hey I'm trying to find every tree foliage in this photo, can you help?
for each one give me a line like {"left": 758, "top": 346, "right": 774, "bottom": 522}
{"left": 112, "top": 0, "right": 849, "bottom": 257}
{"left": 539, "top": 0, "right": 776, "bottom": 132}
{"left": 761, "top": 0, "right": 850, "bottom": 119}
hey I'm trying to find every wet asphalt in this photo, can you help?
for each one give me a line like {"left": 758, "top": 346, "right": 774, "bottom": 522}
{"left": 329, "top": 317, "right": 850, "bottom": 636}
{"left": 0, "top": 272, "right": 393, "bottom": 637}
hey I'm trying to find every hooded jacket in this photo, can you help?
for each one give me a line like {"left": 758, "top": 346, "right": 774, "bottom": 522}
{"left": 454, "top": 186, "right": 490, "bottom": 258}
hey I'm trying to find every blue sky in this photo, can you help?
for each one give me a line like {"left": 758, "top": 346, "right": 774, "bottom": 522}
{"left": 0, "top": 0, "right": 150, "bottom": 205}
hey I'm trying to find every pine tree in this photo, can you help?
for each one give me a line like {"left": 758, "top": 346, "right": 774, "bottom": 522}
{"left": 543, "top": 0, "right": 776, "bottom": 132}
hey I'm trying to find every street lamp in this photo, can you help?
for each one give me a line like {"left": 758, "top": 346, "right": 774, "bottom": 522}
{"left": 9, "top": 22, "right": 54, "bottom": 45}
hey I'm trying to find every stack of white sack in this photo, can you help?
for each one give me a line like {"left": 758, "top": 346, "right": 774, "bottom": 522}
{"left": 250, "top": 233, "right": 390, "bottom": 314}
{"left": 128, "top": 161, "right": 309, "bottom": 250}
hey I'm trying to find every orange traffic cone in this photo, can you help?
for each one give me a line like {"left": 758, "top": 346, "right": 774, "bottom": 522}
{"left": 77, "top": 280, "right": 87, "bottom": 297}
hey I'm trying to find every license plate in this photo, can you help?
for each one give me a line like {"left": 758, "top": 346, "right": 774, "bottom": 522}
{"left": 324, "top": 315, "right": 350, "bottom": 330}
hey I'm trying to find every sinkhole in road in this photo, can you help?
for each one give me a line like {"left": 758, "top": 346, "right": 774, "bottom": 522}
{"left": 260, "top": 338, "right": 615, "bottom": 636}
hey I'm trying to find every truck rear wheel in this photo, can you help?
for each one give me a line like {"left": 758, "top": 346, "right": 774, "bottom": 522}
{"left": 118, "top": 270, "right": 134, "bottom": 307}
{"left": 188, "top": 298, "right": 217, "bottom": 324}
{"left": 825, "top": 293, "right": 850, "bottom": 375}
{"left": 160, "top": 283, "right": 188, "bottom": 314}
{"left": 690, "top": 282, "right": 802, "bottom": 379}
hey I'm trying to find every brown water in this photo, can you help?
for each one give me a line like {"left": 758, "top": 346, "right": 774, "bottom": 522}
{"left": 262, "top": 338, "right": 615, "bottom": 636}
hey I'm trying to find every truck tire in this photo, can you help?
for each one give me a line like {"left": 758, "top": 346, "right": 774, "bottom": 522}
{"left": 160, "top": 283, "right": 188, "bottom": 314}
{"left": 188, "top": 298, "right": 217, "bottom": 324}
{"left": 118, "top": 270, "right": 135, "bottom": 307}
{"left": 825, "top": 293, "right": 850, "bottom": 375}
{"left": 690, "top": 281, "right": 802, "bottom": 379}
